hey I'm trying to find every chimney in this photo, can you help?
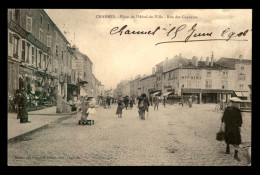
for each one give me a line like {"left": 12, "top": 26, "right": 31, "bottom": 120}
{"left": 179, "top": 53, "right": 182, "bottom": 58}
{"left": 200, "top": 57, "right": 203, "bottom": 61}
{"left": 210, "top": 52, "right": 214, "bottom": 66}
{"left": 239, "top": 55, "right": 243, "bottom": 61}
{"left": 192, "top": 56, "right": 196, "bottom": 66}
{"left": 206, "top": 57, "right": 209, "bottom": 66}
{"left": 195, "top": 57, "right": 198, "bottom": 67}
{"left": 152, "top": 67, "right": 155, "bottom": 74}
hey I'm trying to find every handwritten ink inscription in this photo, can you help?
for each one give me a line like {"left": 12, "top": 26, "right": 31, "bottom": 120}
{"left": 109, "top": 23, "right": 251, "bottom": 46}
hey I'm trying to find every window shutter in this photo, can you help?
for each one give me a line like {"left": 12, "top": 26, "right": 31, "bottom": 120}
{"left": 8, "top": 32, "right": 13, "bottom": 56}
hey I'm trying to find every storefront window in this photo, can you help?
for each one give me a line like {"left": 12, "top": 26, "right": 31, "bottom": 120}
{"left": 205, "top": 79, "right": 212, "bottom": 89}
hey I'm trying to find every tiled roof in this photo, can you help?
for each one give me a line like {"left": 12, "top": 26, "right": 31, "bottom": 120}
{"left": 216, "top": 58, "right": 252, "bottom": 68}
{"left": 162, "top": 60, "right": 234, "bottom": 74}
{"left": 140, "top": 74, "right": 156, "bottom": 81}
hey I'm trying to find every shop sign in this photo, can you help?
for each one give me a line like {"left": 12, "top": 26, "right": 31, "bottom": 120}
{"left": 9, "top": 20, "right": 27, "bottom": 38}
{"left": 201, "top": 89, "right": 233, "bottom": 93}
{"left": 164, "top": 85, "right": 172, "bottom": 89}
{"left": 27, "top": 34, "right": 50, "bottom": 54}
{"left": 182, "top": 88, "right": 201, "bottom": 93}
{"left": 72, "top": 60, "right": 84, "bottom": 70}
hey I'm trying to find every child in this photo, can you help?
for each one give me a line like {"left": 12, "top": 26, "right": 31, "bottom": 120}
{"left": 116, "top": 100, "right": 124, "bottom": 118}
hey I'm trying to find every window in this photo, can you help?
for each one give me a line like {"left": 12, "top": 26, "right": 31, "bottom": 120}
{"left": 26, "top": 43, "right": 30, "bottom": 63}
{"left": 31, "top": 47, "right": 35, "bottom": 65}
{"left": 61, "top": 50, "right": 64, "bottom": 59}
{"left": 187, "top": 81, "right": 191, "bottom": 88}
{"left": 13, "top": 36, "right": 19, "bottom": 58}
{"left": 188, "top": 69, "right": 191, "bottom": 75}
{"left": 55, "top": 44, "right": 58, "bottom": 56}
{"left": 221, "top": 81, "right": 228, "bottom": 89}
{"left": 222, "top": 70, "right": 228, "bottom": 78}
{"left": 241, "top": 66, "right": 244, "bottom": 70}
{"left": 39, "top": 28, "right": 43, "bottom": 42}
{"left": 12, "top": 9, "right": 20, "bottom": 23}
{"left": 47, "top": 36, "right": 52, "bottom": 47}
{"left": 238, "top": 73, "right": 246, "bottom": 80}
{"left": 26, "top": 16, "right": 32, "bottom": 32}
{"left": 207, "top": 70, "right": 211, "bottom": 78}
{"left": 21, "top": 40, "right": 25, "bottom": 61}
{"left": 38, "top": 51, "right": 42, "bottom": 68}
{"left": 43, "top": 54, "right": 46, "bottom": 69}
{"left": 205, "top": 79, "right": 212, "bottom": 89}
{"left": 40, "top": 14, "right": 43, "bottom": 24}
{"left": 195, "top": 80, "right": 200, "bottom": 88}
{"left": 9, "top": 32, "right": 13, "bottom": 43}
{"left": 61, "top": 64, "right": 63, "bottom": 74}
{"left": 55, "top": 31, "right": 58, "bottom": 42}
{"left": 239, "top": 84, "right": 244, "bottom": 90}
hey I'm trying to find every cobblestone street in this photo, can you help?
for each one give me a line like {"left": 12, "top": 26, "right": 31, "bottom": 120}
{"left": 8, "top": 103, "right": 251, "bottom": 166}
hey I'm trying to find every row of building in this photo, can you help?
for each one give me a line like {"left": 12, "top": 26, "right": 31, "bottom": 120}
{"left": 114, "top": 53, "right": 251, "bottom": 104}
{"left": 8, "top": 9, "right": 105, "bottom": 113}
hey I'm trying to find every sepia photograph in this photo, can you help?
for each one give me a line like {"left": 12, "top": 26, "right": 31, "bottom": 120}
{"left": 7, "top": 9, "right": 252, "bottom": 166}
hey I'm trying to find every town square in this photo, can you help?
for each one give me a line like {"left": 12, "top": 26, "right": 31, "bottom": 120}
{"left": 7, "top": 9, "right": 252, "bottom": 166}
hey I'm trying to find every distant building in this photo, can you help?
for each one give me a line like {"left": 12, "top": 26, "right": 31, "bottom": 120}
{"left": 162, "top": 55, "right": 236, "bottom": 104}
{"left": 139, "top": 74, "right": 156, "bottom": 100}
{"left": 130, "top": 77, "right": 140, "bottom": 99}
{"left": 216, "top": 56, "right": 251, "bottom": 100}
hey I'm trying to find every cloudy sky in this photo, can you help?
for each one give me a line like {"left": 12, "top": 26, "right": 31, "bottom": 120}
{"left": 44, "top": 9, "right": 252, "bottom": 89}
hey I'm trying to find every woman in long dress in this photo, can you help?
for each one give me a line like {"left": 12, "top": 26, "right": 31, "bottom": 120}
{"left": 116, "top": 100, "right": 124, "bottom": 118}
{"left": 221, "top": 99, "right": 243, "bottom": 162}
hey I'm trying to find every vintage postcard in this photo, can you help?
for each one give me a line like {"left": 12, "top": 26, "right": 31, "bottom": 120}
{"left": 7, "top": 9, "right": 252, "bottom": 166}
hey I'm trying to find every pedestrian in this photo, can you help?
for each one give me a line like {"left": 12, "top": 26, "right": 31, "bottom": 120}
{"left": 87, "top": 97, "right": 97, "bottom": 121}
{"left": 79, "top": 96, "right": 89, "bottom": 123}
{"left": 103, "top": 97, "right": 107, "bottom": 109}
{"left": 188, "top": 97, "right": 192, "bottom": 108}
{"left": 13, "top": 89, "right": 21, "bottom": 119}
{"left": 163, "top": 96, "right": 166, "bottom": 107}
{"left": 124, "top": 96, "right": 129, "bottom": 110}
{"left": 180, "top": 97, "right": 184, "bottom": 107}
{"left": 221, "top": 98, "right": 243, "bottom": 162}
{"left": 116, "top": 99, "right": 124, "bottom": 118}
{"left": 129, "top": 98, "right": 133, "bottom": 109}
{"left": 138, "top": 94, "right": 150, "bottom": 120}
{"left": 107, "top": 96, "right": 111, "bottom": 108}
{"left": 153, "top": 96, "right": 159, "bottom": 111}
{"left": 19, "top": 88, "right": 29, "bottom": 123}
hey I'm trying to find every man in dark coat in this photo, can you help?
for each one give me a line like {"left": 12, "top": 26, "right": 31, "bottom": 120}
{"left": 221, "top": 100, "right": 243, "bottom": 161}
{"left": 124, "top": 96, "right": 129, "bottom": 110}
{"left": 19, "top": 88, "right": 29, "bottom": 123}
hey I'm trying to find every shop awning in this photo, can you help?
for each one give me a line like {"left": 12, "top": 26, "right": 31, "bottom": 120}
{"left": 241, "top": 92, "right": 250, "bottom": 97}
{"left": 235, "top": 91, "right": 249, "bottom": 97}
{"left": 162, "top": 91, "right": 174, "bottom": 96}
{"left": 234, "top": 91, "right": 243, "bottom": 97}
{"left": 80, "top": 87, "right": 88, "bottom": 96}
{"left": 151, "top": 92, "right": 161, "bottom": 96}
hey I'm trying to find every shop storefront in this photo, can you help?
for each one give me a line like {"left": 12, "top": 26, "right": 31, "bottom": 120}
{"left": 181, "top": 88, "right": 201, "bottom": 104}
{"left": 201, "top": 89, "right": 233, "bottom": 104}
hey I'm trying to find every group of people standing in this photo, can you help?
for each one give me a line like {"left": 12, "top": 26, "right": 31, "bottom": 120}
{"left": 116, "top": 96, "right": 135, "bottom": 118}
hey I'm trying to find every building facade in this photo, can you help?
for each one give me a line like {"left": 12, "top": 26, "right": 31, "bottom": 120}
{"left": 8, "top": 9, "right": 75, "bottom": 113}
{"left": 162, "top": 56, "right": 236, "bottom": 103}
{"left": 216, "top": 56, "right": 252, "bottom": 100}
{"left": 139, "top": 74, "right": 156, "bottom": 100}
{"left": 7, "top": 9, "right": 101, "bottom": 113}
